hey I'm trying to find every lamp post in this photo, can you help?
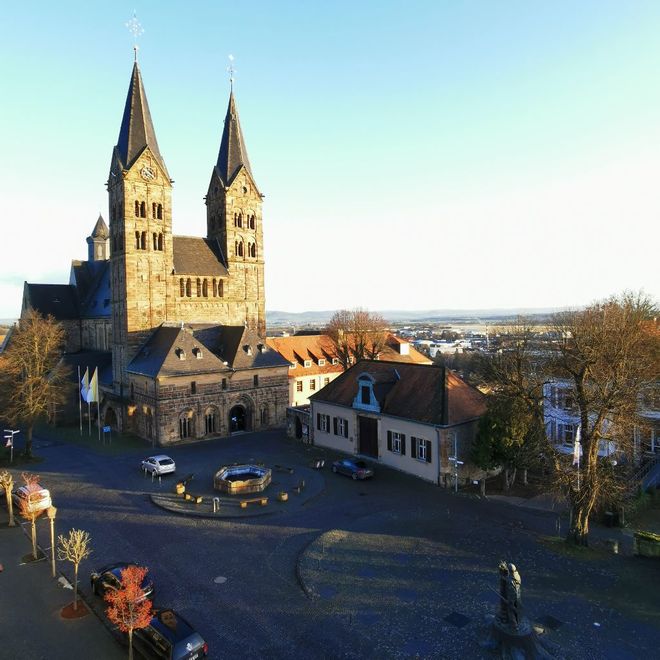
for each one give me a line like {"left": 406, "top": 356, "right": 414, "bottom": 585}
{"left": 448, "top": 433, "right": 464, "bottom": 493}
{"left": 46, "top": 506, "right": 57, "bottom": 578}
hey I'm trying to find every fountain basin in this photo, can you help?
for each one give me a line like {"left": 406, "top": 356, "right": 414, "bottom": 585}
{"left": 214, "top": 464, "right": 272, "bottom": 495}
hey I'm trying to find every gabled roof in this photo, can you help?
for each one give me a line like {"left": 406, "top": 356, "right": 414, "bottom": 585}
{"left": 23, "top": 283, "right": 79, "bottom": 320}
{"left": 128, "top": 324, "right": 289, "bottom": 378}
{"left": 215, "top": 92, "right": 255, "bottom": 187}
{"left": 266, "top": 333, "right": 432, "bottom": 377}
{"left": 172, "top": 236, "right": 229, "bottom": 275}
{"left": 69, "top": 260, "right": 111, "bottom": 318}
{"left": 310, "top": 360, "right": 486, "bottom": 427}
{"left": 116, "top": 62, "right": 168, "bottom": 176}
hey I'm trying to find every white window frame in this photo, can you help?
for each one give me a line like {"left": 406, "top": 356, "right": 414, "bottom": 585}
{"left": 331, "top": 358, "right": 339, "bottom": 365}
{"left": 337, "top": 417, "right": 347, "bottom": 437}
{"left": 417, "top": 437, "right": 427, "bottom": 461}
{"left": 392, "top": 431, "right": 403, "bottom": 454}
{"left": 319, "top": 414, "right": 329, "bottom": 433}
{"left": 309, "top": 378, "right": 316, "bottom": 391}
{"left": 318, "top": 358, "right": 326, "bottom": 366}
{"left": 290, "top": 362, "right": 297, "bottom": 370}
{"left": 304, "top": 360, "right": 312, "bottom": 368}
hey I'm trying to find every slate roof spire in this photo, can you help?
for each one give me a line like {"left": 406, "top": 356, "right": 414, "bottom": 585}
{"left": 215, "top": 92, "right": 254, "bottom": 186}
{"left": 116, "top": 62, "right": 168, "bottom": 175}
{"left": 91, "top": 214, "right": 109, "bottom": 239}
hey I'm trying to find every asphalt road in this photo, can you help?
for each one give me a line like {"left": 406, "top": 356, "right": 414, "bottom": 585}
{"left": 16, "top": 430, "right": 660, "bottom": 659}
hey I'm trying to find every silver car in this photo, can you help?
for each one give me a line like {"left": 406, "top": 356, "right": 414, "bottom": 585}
{"left": 141, "top": 455, "right": 176, "bottom": 476}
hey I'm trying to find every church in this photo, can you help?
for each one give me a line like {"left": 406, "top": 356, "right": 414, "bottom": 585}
{"left": 22, "top": 60, "right": 290, "bottom": 444}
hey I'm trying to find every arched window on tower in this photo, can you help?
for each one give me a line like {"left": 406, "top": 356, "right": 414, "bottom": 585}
{"left": 212, "top": 278, "right": 217, "bottom": 297}
{"left": 135, "top": 201, "right": 140, "bottom": 217}
{"left": 157, "top": 204, "right": 163, "bottom": 220}
{"left": 218, "top": 279, "right": 224, "bottom": 297}
{"left": 141, "top": 231, "right": 147, "bottom": 250}
{"left": 250, "top": 243, "right": 257, "bottom": 258}
{"left": 196, "top": 278, "right": 201, "bottom": 297}
{"left": 158, "top": 233, "right": 163, "bottom": 251}
{"left": 186, "top": 278, "right": 192, "bottom": 297}
{"left": 153, "top": 233, "right": 158, "bottom": 250}
{"left": 135, "top": 231, "right": 140, "bottom": 249}
{"left": 140, "top": 201, "right": 146, "bottom": 218}
{"left": 180, "top": 279, "right": 185, "bottom": 297}
{"left": 248, "top": 214, "right": 255, "bottom": 229}
{"left": 202, "top": 279, "right": 208, "bottom": 297}
{"left": 152, "top": 203, "right": 157, "bottom": 219}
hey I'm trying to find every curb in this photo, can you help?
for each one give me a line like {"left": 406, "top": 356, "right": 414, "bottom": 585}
{"left": 149, "top": 494, "right": 278, "bottom": 519}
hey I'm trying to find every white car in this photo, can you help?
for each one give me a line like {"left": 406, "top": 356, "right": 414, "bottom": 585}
{"left": 141, "top": 455, "right": 176, "bottom": 476}
{"left": 12, "top": 485, "right": 52, "bottom": 515}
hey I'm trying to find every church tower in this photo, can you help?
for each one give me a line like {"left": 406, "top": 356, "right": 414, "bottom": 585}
{"left": 86, "top": 214, "right": 109, "bottom": 262}
{"left": 108, "top": 62, "right": 173, "bottom": 393}
{"left": 206, "top": 91, "right": 266, "bottom": 335}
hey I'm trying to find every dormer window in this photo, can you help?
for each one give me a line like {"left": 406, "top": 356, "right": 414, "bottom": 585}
{"left": 243, "top": 345, "right": 253, "bottom": 356}
{"left": 304, "top": 360, "right": 312, "bottom": 368}
{"left": 353, "top": 373, "right": 380, "bottom": 412}
{"left": 332, "top": 358, "right": 339, "bottom": 365}
{"left": 192, "top": 347, "right": 203, "bottom": 359}
{"left": 176, "top": 348, "right": 186, "bottom": 360}
{"left": 290, "top": 362, "right": 297, "bottom": 369}
{"left": 318, "top": 359, "right": 326, "bottom": 366}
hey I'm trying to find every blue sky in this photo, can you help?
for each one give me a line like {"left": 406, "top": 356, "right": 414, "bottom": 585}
{"left": 1, "top": 1, "right": 658, "bottom": 318}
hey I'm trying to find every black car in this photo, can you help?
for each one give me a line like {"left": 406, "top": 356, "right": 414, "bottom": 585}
{"left": 90, "top": 562, "right": 155, "bottom": 601}
{"left": 133, "top": 608, "right": 208, "bottom": 660}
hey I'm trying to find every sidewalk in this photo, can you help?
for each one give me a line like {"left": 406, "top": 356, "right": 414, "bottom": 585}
{"left": 0, "top": 522, "right": 123, "bottom": 660}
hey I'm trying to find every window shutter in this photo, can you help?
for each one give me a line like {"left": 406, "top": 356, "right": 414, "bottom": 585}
{"left": 333, "top": 417, "right": 338, "bottom": 435}
{"left": 387, "top": 430, "right": 392, "bottom": 451}
{"left": 401, "top": 435, "right": 406, "bottom": 456}
{"left": 344, "top": 420, "right": 349, "bottom": 438}
{"left": 317, "top": 413, "right": 321, "bottom": 431}
{"left": 411, "top": 437, "right": 417, "bottom": 459}
{"left": 426, "top": 440, "right": 432, "bottom": 463}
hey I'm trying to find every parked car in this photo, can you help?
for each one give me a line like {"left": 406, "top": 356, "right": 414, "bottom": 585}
{"left": 141, "top": 455, "right": 176, "bottom": 476}
{"left": 331, "top": 459, "right": 374, "bottom": 480}
{"left": 133, "top": 608, "right": 208, "bottom": 660}
{"left": 90, "top": 562, "right": 155, "bottom": 601}
{"left": 12, "top": 484, "right": 52, "bottom": 515}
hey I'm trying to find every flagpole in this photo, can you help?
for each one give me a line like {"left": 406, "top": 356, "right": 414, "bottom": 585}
{"left": 97, "top": 399, "right": 101, "bottom": 444}
{"left": 87, "top": 365, "right": 91, "bottom": 436}
{"left": 78, "top": 365, "right": 83, "bottom": 436}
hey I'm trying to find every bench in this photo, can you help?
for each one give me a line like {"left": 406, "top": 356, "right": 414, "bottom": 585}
{"left": 274, "top": 464, "right": 294, "bottom": 474}
{"left": 184, "top": 493, "right": 203, "bottom": 504}
{"left": 239, "top": 497, "right": 268, "bottom": 508}
{"left": 293, "top": 479, "right": 306, "bottom": 495}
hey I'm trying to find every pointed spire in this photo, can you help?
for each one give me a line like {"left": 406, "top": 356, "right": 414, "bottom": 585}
{"left": 116, "top": 62, "right": 168, "bottom": 175}
{"left": 91, "top": 214, "right": 109, "bottom": 239}
{"left": 215, "top": 92, "right": 254, "bottom": 186}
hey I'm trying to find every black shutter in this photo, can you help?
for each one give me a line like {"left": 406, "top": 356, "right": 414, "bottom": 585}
{"left": 426, "top": 440, "right": 432, "bottom": 463}
{"left": 411, "top": 437, "right": 417, "bottom": 459}
{"left": 317, "top": 413, "right": 321, "bottom": 431}
{"left": 401, "top": 435, "right": 406, "bottom": 456}
{"left": 333, "top": 417, "right": 338, "bottom": 435}
{"left": 387, "top": 430, "right": 392, "bottom": 451}
{"left": 344, "top": 419, "right": 349, "bottom": 438}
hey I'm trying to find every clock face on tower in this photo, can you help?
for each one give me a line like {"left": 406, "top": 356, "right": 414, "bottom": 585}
{"left": 141, "top": 166, "right": 156, "bottom": 181}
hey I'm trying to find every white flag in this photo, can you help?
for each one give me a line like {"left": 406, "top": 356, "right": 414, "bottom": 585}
{"left": 86, "top": 368, "right": 99, "bottom": 403}
{"left": 5, "top": 437, "right": 12, "bottom": 448}
{"left": 80, "top": 368, "right": 89, "bottom": 401}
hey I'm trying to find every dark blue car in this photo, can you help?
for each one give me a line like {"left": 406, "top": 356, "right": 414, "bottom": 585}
{"left": 331, "top": 459, "right": 374, "bottom": 480}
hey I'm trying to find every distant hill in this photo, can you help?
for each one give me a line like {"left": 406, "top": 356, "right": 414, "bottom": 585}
{"left": 266, "top": 308, "right": 564, "bottom": 326}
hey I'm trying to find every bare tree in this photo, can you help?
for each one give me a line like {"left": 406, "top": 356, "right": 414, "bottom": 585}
{"left": 17, "top": 472, "right": 44, "bottom": 559}
{"left": 326, "top": 308, "right": 388, "bottom": 370}
{"left": 57, "top": 528, "right": 93, "bottom": 611}
{"left": 105, "top": 565, "right": 154, "bottom": 660}
{"left": 0, "top": 311, "right": 71, "bottom": 457}
{"left": 548, "top": 293, "right": 658, "bottom": 545}
{"left": 0, "top": 471, "right": 16, "bottom": 526}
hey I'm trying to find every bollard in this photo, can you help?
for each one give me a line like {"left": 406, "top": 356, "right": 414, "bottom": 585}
{"left": 213, "top": 497, "right": 220, "bottom": 513}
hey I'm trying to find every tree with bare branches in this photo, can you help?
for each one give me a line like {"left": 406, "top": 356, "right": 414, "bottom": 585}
{"left": 0, "top": 311, "right": 71, "bottom": 457}
{"left": 548, "top": 293, "right": 659, "bottom": 545}
{"left": 57, "top": 528, "right": 93, "bottom": 611}
{"left": 0, "top": 471, "right": 16, "bottom": 527}
{"left": 105, "top": 565, "right": 154, "bottom": 660}
{"left": 326, "top": 308, "right": 388, "bottom": 370}
{"left": 17, "top": 472, "right": 45, "bottom": 559}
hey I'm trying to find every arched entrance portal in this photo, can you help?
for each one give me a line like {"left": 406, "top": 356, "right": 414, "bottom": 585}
{"left": 229, "top": 406, "right": 246, "bottom": 433}
{"left": 104, "top": 407, "right": 118, "bottom": 430}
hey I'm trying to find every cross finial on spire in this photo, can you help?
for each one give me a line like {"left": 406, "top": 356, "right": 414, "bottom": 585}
{"left": 227, "top": 54, "right": 236, "bottom": 92}
{"left": 125, "top": 11, "right": 144, "bottom": 63}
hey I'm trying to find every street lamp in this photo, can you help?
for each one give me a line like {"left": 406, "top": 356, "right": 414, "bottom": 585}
{"left": 46, "top": 506, "right": 57, "bottom": 578}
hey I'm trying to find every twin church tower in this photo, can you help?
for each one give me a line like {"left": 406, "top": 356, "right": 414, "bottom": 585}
{"left": 109, "top": 61, "right": 267, "bottom": 392}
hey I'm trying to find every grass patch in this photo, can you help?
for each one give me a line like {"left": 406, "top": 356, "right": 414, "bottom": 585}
{"left": 0, "top": 451, "right": 45, "bottom": 468}
{"left": 538, "top": 535, "right": 608, "bottom": 561}
{"left": 34, "top": 423, "right": 148, "bottom": 456}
